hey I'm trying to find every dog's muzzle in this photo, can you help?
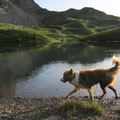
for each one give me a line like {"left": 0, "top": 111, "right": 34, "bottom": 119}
{"left": 60, "top": 78, "right": 66, "bottom": 83}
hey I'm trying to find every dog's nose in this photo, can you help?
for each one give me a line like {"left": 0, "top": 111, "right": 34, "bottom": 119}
{"left": 60, "top": 79, "right": 63, "bottom": 82}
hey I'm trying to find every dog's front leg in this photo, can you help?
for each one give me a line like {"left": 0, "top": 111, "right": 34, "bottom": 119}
{"left": 66, "top": 87, "right": 80, "bottom": 99}
{"left": 87, "top": 88, "right": 94, "bottom": 102}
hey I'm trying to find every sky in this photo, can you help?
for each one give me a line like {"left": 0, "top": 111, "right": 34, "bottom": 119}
{"left": 34, "top": 0, "right": 120, "bottom": 17}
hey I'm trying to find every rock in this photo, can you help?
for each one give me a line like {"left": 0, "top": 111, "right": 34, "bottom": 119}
{"left": 0, "top": 0, "right": 49, "bottom": 27}
{"left": 42, "top": 116, "right": 61, "bottom": 120}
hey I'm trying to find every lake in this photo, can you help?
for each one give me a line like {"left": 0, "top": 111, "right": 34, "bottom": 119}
{"left": 0, "top": 42, "right": 120, "bottom": 99}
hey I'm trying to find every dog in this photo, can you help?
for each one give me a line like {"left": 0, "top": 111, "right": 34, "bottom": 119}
{"left": 60, "top": 56, "right": 120, "bottom": 102}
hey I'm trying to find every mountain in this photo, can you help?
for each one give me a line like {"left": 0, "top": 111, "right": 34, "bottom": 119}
{"left": 44, "top": 7, "right": 120, "bottom": 37}
{"left": 0, "top": 0, "right": 120, "bottom": 30}
{"left": 0, "top": 0, "right": 49, "bottom": 26}
{"left": 42, "top": 7, "right": 120, "bottom": 26}
{"left": 0, "top": 0, "right": 120, "bottom": 46}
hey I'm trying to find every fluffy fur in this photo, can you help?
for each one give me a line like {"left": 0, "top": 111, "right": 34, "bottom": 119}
{"left": 61, "top": 56, "right": 120, "bottom": 101}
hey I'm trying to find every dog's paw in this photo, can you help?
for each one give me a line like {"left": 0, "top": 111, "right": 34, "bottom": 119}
{"left": 114, "top": 96, "right": 118, "bottom": 99}
{"left": 65, "top": 96, "right": 70, "bottom": 99}
{"left": 98, "top": 97, "right": 102, "bottom": 101}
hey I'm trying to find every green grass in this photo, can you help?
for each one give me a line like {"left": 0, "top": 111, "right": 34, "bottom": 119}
{"left": 57, "top": 100, "right": 104, "bottom": 119}
{"left": 0, "top": 21, "right": 120, "bottom": 51}
{"left": 48, "top": 15, "right": 120, "bottom": 40}
{"left": 0, "top": 23, "right": 68, "bottom": 49}
{"left": 83, "top": 27, "right": 120, "bottom": 42}
{"left": 55, "top": 17, "right": 94, "bottom": 37}
{"left": 0, "top": 23, "right": 67, "bottom": 41}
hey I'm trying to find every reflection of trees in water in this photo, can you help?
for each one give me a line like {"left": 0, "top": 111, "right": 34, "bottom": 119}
{"left": 0, "top": 43, "right": 120, "bottom": 97}
{"left": 57, "top": 44, "right": 106, "bottom": 64}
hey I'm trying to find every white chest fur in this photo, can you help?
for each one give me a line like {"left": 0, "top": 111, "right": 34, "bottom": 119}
{"left": 70, "top": 71, "right": 85, "bottom": 88}
{"left": 71, "top": 72, "right": 79, "bottom": 86}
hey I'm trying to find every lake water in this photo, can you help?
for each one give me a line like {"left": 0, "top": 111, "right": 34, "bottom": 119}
{"left": 0, "top": 43, "right": 120, "bottom": 99}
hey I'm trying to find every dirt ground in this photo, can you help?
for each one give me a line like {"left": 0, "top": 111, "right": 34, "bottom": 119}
{"left": 0, "top": 96, "right": 120, "bottom": 120}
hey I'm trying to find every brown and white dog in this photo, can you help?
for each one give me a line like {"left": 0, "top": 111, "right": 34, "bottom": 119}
{"left": 60, "top": 56, "right": 120, "bottom": 101}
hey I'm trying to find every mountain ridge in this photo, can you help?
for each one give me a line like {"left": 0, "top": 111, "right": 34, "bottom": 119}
{"left": 0, "top": 0, "right": 120, "bottom": 46}
{"left": 0, "top": 0, "right": 120, "bottom": 28}
{"left": 0, "top": 0, "right": 49, "bottom": 26}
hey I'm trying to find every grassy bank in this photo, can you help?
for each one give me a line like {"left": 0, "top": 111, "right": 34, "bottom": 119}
{"left": 0, "top": 23, "right": 68, "bottom": 50}
{"left": 57, "top": 99, "right": 104, "bottom": 119}
{"left": 83, "top": 27, "right": 120, "bottom": 42}
{"left": 0, "top": 23, "right": 120, "bottom": 52}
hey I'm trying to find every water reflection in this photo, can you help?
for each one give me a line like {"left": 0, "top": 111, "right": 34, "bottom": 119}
{"left": 0, "top": 43, "right": 120, "bottom": 98}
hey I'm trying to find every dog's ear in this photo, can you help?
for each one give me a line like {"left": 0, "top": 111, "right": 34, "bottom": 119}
{"left": 69, "top": 69, "right": 73, "bottom": 75}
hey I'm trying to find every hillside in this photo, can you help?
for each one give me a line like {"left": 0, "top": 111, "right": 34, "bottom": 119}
{"left": 0, "top": 0, "right": 49, "bottom": 26}
{"left": 83, "top": 27, "right": 120, "bottom": 42}
{"left": 46, "top": 8, "right": 120, "bottom": 38}
{"left": 0, "top": 23, "right": 67, "bottom": 51}
{"left": 0, "top": 0, "right": 120, "bottom": 30}
{"left": 43, "top": 7, "right": 120, "bottom": 26}
{"left": 0, "top": 0, "right": 120, "bottom": 49}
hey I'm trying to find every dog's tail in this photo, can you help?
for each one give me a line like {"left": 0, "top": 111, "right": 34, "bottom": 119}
{"left": 110, "top": 56, "right": 120, "bottom": 75}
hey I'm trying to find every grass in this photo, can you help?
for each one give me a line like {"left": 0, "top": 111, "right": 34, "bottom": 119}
{"left": 48, "top": 16, "right": 120, "bottom": 40}
{"left": 55, "top": 17, "right": 94, "bottom": 37}
{"left": 83, "top": 27, "right": 120, "bottom": 42}
{"left": 0, "top": 23, "right": 68, "bottom": 49}
{"left": 56, "top": 100, "right": 104, "bottom": 119}
{"left": 0, "top": 7, "right": 120, "bottom": 50}
{"left": 0, "top": 21, "right": 120, "bottom": 51}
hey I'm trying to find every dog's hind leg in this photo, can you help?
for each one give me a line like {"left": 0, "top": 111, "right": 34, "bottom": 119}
{"left": 108, "top": 86, "right": 118, "bottom": 99}
{"left": 66, "top": 87, "right": 80, "bottom": 99}
{"left": 99, "top": 87, "right": 107, "bottom": 100}
{"left": 87, "top": 88, "right": 94, "bottom": 102}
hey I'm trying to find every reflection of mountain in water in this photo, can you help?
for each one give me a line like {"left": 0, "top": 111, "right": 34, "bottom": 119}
{"left": 44, "top": 43, "right": 120, "bottom": 64}
{"left": 0, "top": 43, "right": 120, "bottom": 97}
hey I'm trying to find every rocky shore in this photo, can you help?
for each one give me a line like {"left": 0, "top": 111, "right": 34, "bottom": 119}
{"left": 0, "top": 96, "right": 120, "bottom": 120}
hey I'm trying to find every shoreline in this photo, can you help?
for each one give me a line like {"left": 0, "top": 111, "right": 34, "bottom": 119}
{"left": 0, "top": 96, "right": 120, "bottom": 120}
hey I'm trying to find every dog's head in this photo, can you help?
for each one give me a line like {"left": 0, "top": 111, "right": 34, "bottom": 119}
{"left": 60, "top": 68, "right": 75, "bottom": 83}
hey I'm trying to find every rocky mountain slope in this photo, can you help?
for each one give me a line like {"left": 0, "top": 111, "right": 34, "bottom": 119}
{"left": 0, "top": 0, "right": 120, "bottom": 29}
{"left": 0, "top": 0, "right": 49, "bottom": 26}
